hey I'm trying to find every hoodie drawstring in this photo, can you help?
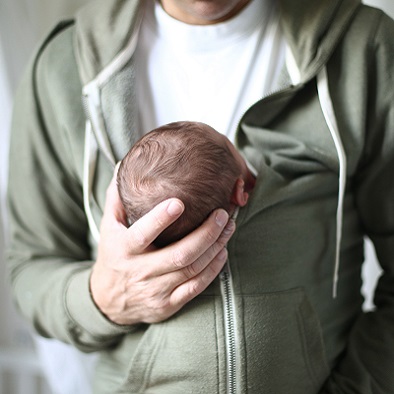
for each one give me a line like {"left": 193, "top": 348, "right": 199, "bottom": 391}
{"left": 83, "top": 40, "right": 346, "bottom": 298}
{"left": 83, "top": 122, "right": 101, "bottom": 244}
{"left": 317, "top": 66, "right": 347, "bottom": 299}
{"left": 81, "top": 15, "right": 143, "bottom": 245}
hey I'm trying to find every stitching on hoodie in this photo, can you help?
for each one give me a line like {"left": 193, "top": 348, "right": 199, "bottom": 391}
{"left": 295, "top": 296, "right": 329, "bottom": 389}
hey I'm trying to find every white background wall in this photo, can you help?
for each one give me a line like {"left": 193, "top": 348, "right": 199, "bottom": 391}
{"left": 0, "top": 1, "right": 393, "bottom": 393}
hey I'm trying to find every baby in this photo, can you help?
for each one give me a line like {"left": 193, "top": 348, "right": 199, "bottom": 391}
{"left": 117, "top": 121, "right": 255, "bottom": 247}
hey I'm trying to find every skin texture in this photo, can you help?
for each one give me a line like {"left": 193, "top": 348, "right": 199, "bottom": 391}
{"left": 90, "top": 2, "right": 251, "bottom": 325}
{"left": 160, "top": 0, "right": 251, "bottom": 25}
{"left": 90, "top": 166, "right": 236, "bottom": 324}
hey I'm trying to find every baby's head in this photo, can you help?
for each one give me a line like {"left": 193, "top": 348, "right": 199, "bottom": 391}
{"left": 117, "top": 121, "right": 255, "bottom": 247}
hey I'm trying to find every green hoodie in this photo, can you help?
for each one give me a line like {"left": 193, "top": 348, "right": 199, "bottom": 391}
{"left": 7, "top": 0, "right": 394, "bottom": 393}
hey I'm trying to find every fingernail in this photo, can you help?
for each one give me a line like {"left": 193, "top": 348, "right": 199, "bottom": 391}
{"left": 222, "top": 219, "right": 235, "bottom": 236}
{"left": 167, "top": 200, "right": 184, "bottom": 216}
{"left": 215, "top": 210, "right": 229, "bottom": 227}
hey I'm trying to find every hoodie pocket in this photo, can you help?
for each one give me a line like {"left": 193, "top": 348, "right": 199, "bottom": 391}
{"left": 117, "top": 295, "right": 225, "bottom": 394}
{"left": 240, "top": 288, "right": 330, "bottom": 393}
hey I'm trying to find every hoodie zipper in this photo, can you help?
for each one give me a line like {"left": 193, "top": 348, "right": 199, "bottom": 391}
{"left": 220, "top": 84, "right": 298, "bottom": 394}
{"left": 220, "top": 262, "right": 237, "bottom": 394}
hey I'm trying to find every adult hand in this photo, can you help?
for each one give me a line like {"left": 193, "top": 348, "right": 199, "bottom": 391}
{"left": 90, "top": 166, "right": 236, "bottom": 325}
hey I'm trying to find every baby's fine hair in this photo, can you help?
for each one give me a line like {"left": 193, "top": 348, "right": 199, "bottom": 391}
{"left": 117, "top": 121, "right": 241, "bottom": 247}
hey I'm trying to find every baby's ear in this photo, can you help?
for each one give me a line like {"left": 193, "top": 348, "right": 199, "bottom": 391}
{"left": 231, "top": 178, "right": 249, "bottom": 207}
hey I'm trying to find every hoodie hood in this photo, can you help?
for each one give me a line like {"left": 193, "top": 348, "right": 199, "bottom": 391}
{"left": 75, "top": 0, "right": 141, "bottom": 84}
{"left": 279, "top": 0, "right": 360, "bottom": 81}
{"left": 73, "top": 0, "right": 363, "bottom": 167}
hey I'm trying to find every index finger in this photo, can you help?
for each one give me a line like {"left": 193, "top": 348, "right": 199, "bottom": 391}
{"left": 126, "top": 198, "right": 185, "bottom": 253}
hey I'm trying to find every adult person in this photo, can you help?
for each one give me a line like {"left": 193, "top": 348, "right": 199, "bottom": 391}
{"left": 117, "top": 121, "right": 255, "bottom": 247}
{"left": 6, "top": 0, "right": 394, "bottom": 393}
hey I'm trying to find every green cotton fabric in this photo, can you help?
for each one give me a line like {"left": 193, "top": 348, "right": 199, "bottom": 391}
{"left": 6, "top": 0, "right": 394, "bottom": 393}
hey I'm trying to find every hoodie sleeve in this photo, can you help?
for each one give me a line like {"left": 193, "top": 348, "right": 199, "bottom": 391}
{"left": 6, "top": 23, "right": 133, "bottom": 352}
{"left": 322, "top": 12, "right": 394, "bottom": 394}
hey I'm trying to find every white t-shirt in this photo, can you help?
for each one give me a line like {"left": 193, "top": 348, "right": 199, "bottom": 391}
{"left": 136, "top": 0, "right": 285, "bottom": 143}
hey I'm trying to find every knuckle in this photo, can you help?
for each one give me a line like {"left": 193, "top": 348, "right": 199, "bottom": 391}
{"left": 208, "top": 257, "right": 222, "bottom": 276}
{"left": 130, "top": 268, "right": 149, "bottom": 284}
{"left": 188, "top": 280, "right": 203, "bottom": 298}
{"left": 202, "top": 227, "right": 219, "bottom": 245}
{"left": 148, "top": 295, "right": 171, "bottom": 319}
{"left": 183, "top": 261, "right": 199, "bottom": 280}
{"left": 170, "top": 247, "right": 191, "bottom": 269}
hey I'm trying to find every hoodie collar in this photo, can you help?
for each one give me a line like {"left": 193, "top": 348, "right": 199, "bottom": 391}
{"left": 74, "top": 0, "right": 361, "bottom": 86}
{"left": 279, "top": 0, "right": 361, "bottom": 82}
{"left": 75, "top": 0, "right": 142, "bottom": 84}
